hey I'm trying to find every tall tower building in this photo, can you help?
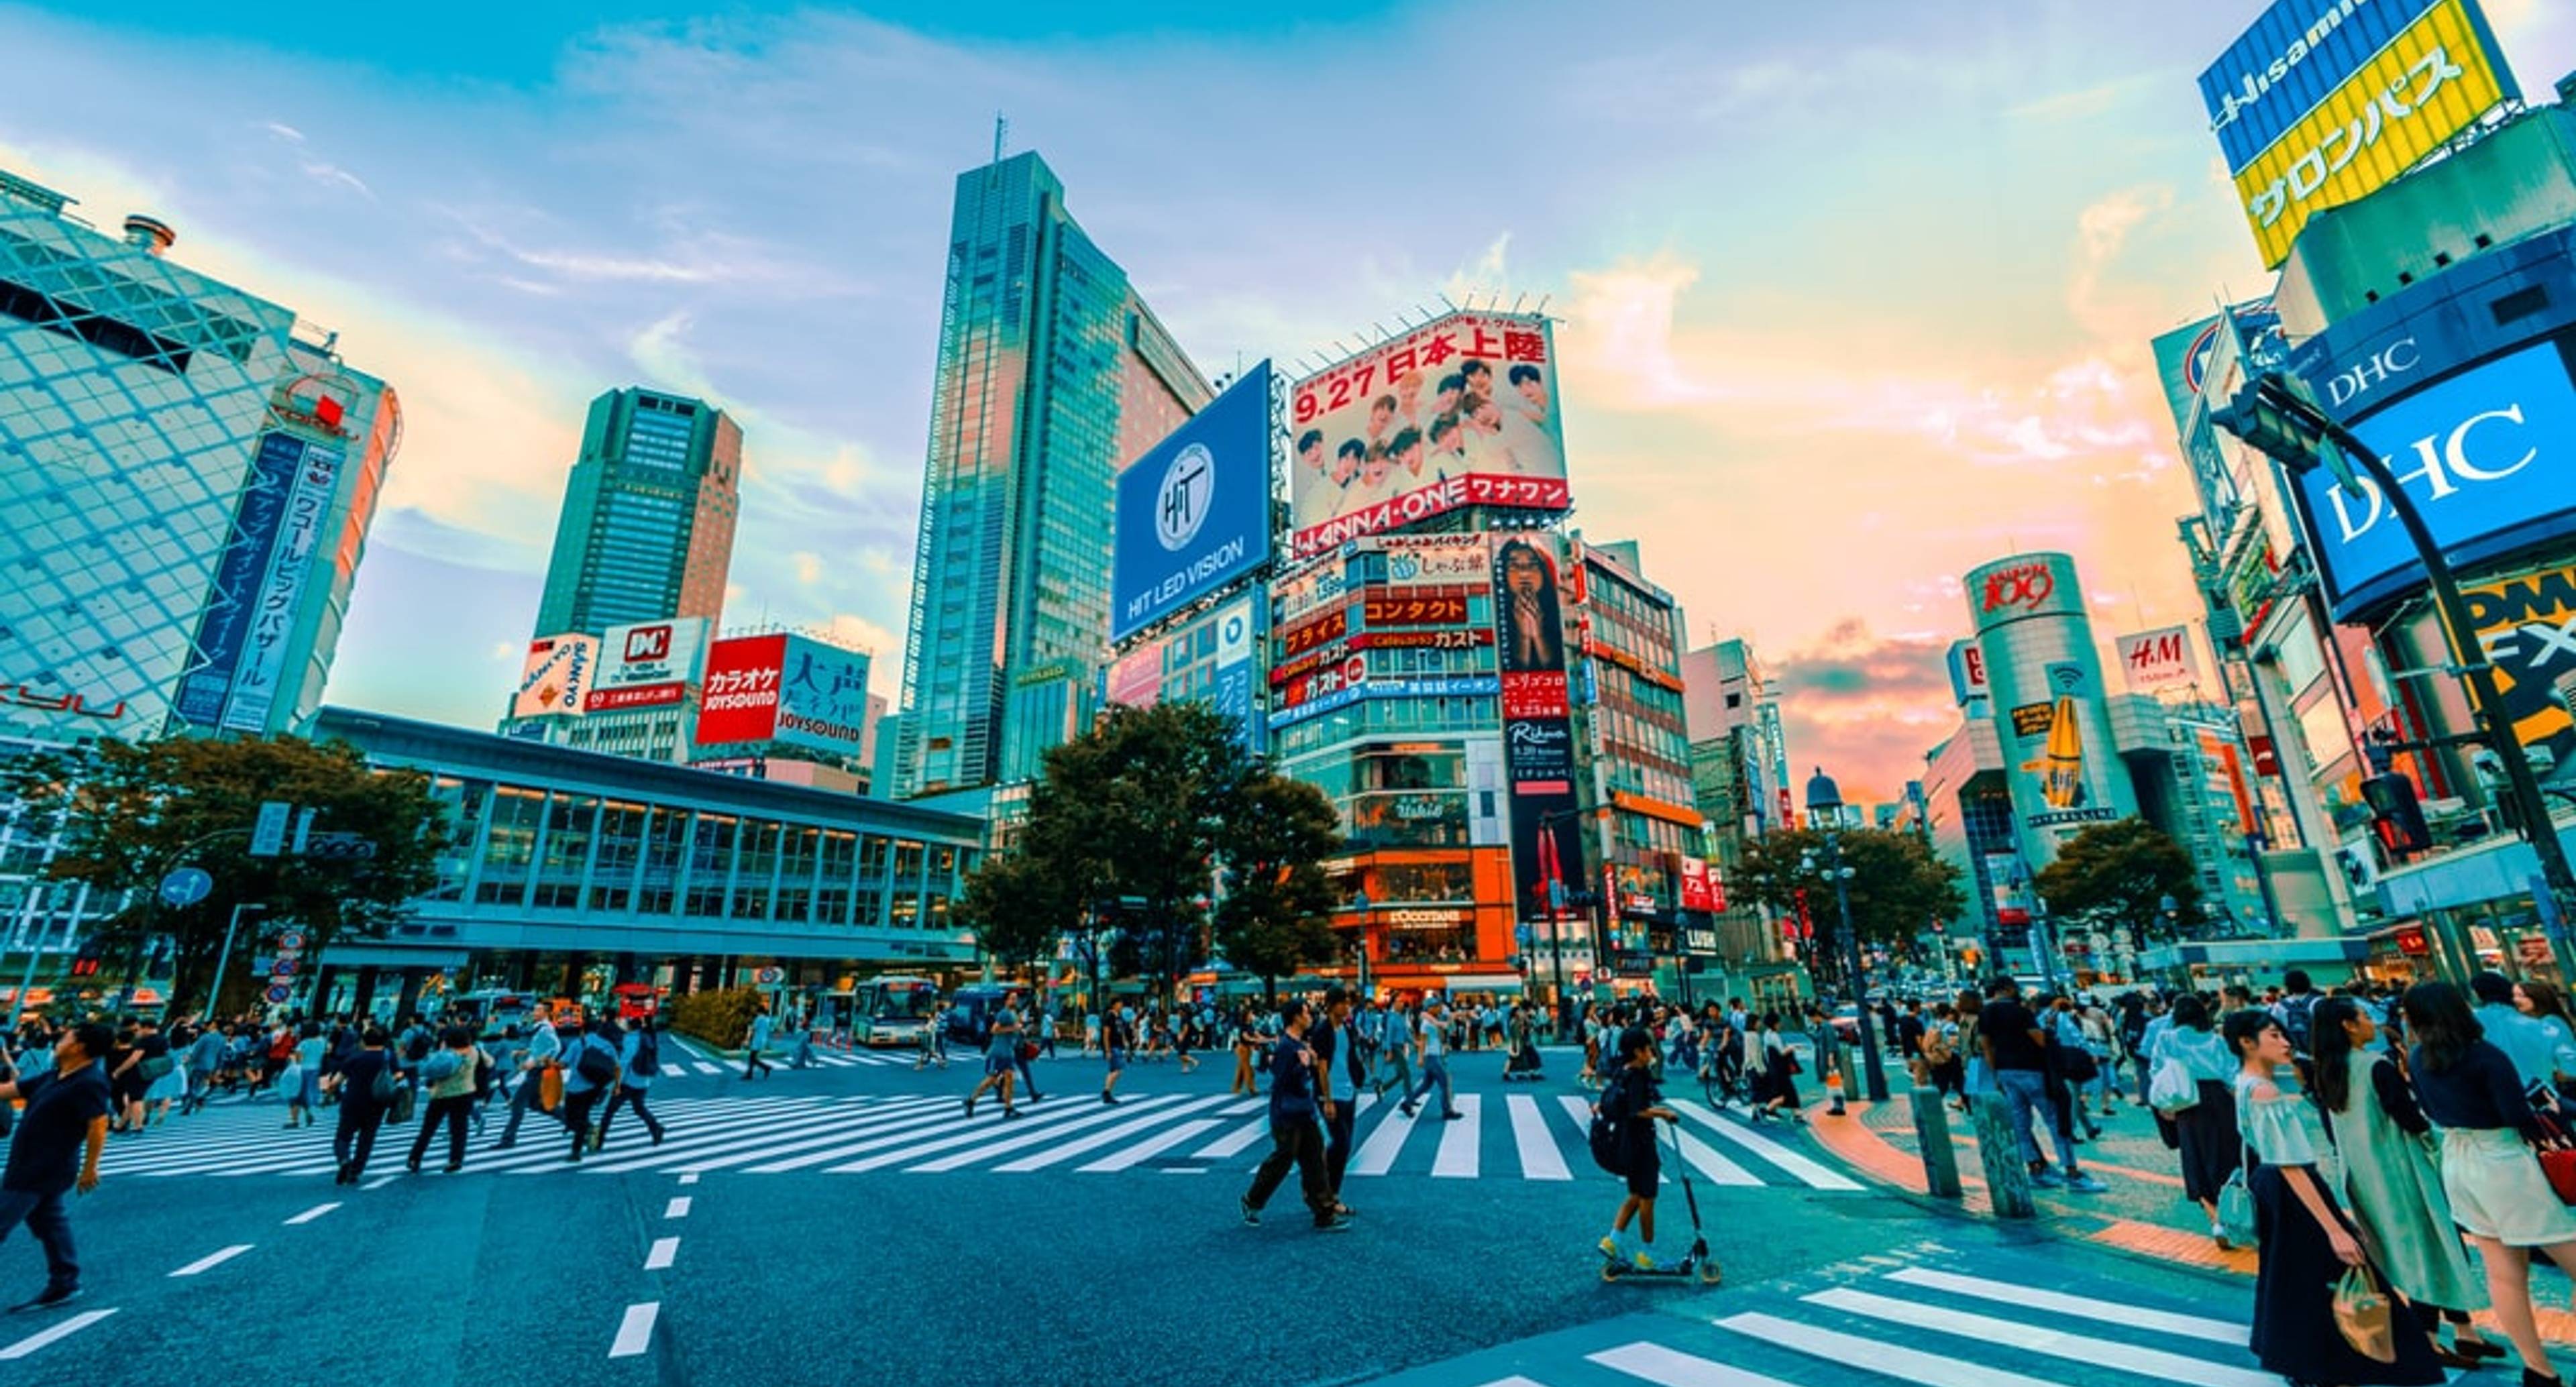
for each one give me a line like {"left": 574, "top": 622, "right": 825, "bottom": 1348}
{"left": 0, "top": 168, "right": 397, "bottom": 744}
{"left": 894, "top": 150, "right": 1210, "bottom": 798}
{"left": 533, "top": 387, "right": 741, "bottom": 639}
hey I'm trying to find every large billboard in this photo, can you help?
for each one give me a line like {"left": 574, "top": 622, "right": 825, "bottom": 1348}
{"left": 696, "top": 633, "right": 785, "bottom": 744}
{"left": 512, "top": 634, "right": 598, "bottom": 719}
{"left": 2114, "top": 625, "right": 2207, "bottom": 696}
{"left": 2463, "top": 563, "right": 2576, "bottom": 770}
{"left": 2202, "top": 0, "right": 2517, "bottom": 268}
{"left": 590, "top": 617, "right": 709, "bottom": 712}
{"left": 1289, "top": 311, "right": 1568, "bottom": 556}
{"left": 219, "top": 438, "right": 342, "bottom": 733}
{"left": 1111, "top": 362, "right": 1274, "bottom": 641}
{"left": 698, "top": 632, "right": 872, "bottom": 755}
{"left": 1966, "top": 553, "right": 2135, "bottom": 866}
{"left": 2297, "top": 336, "right": 2576, "bottom": 619}
{"left": 1493, "top": 533, "right": 1582, "bottom": 929}
{"left": 1107, "top": 592, "right": 1263, "bottom": 752}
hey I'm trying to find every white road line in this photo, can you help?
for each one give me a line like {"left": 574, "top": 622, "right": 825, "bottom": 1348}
{"left": 643, "top": 1237, "right": 679, "bottom": 1270}
{"left": 1714, "top": 1311, "right": 2070, "bottom": 1387}
{"left": 649, "top": 1097, "right": 963, "bottom": 1174}
{"left": 0, "top": 1308, "right": 116, "bottom": 1360}
{"left": 1472, "top": 1378, "right": 1554, "bottom": 1387}
{"left": 985, "top": 1096, "right": 1233, "bottom": 1173}
{"left": 663, "top": 1197, "right": 691, "bottom": 1219}
{"left": 885, "top": 1095, "right": 1194, "bottom": 1174}
{"left": 1350, "top": 1099, "right": 1421, "bottom": 1176}
{"left": 1585, "top": 1340, "right": 1802, "bottom": 1387}
{"left": 494, "top": 1096, "right": 832, "bottom": 1173}
{"left": 1506, "top": 1095, "right": 1570, "bottom": 1180}
{"left": 1431, "top": 1093, "right": 1481, "bottom": 1177}
{"left": 608, "top": 1302, "right": 658, "bottom": 1358}
{"left": 1189, "top": 1104, "right": 1273, "bottom": 1161}
{"left": 1803, "top": 1288, "right": 2271, "bottom": 1387}
{"left": 678, "top": 1172, "right": 699, "bottom": 1185}
{"left": 282, "top": 1203, "right": 341, "bottom": 1225}
{"left": 1668, "top": 1099, "right": 1864, "bottom": 1190}
{"left": 1670, "top": 1125, "right": 1764, "bottom": 1186}
{"left": 1880, "top": 1268, "right": 2249, "bottom": 1345}
{"left": 1077, "top": 1119, "right": 1224, "bottom": 1173}
{"left": 364, "top": 1176, "right": 397, "bottom": 1190}
{"left": 169, "top": 1244, "right": 254, "bottom": 1276}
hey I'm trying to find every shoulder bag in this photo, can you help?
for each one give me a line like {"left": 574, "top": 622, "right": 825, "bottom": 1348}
{"left": 369, "top": 1054, "right": 398, "bottom": 1105}
{"left": 2147, "top": 1054, "right": 2200, "bottom": 1115}
{"left": 388, "top": 1074, "right": 416, "bottom": 1124}
{"left": 2531, "top": 1109, "right": 2576, "bottom": 1205}
{"left": 2332, "top": 1264, "right": 2398, "bottom": 1364}
{"left": 2215, "top": 1133, "right": 2258, "bottom": 1247}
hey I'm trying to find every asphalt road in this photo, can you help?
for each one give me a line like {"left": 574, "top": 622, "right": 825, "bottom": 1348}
{"left": 0, "top": 1041, "right": 2262, "bottom": 1386}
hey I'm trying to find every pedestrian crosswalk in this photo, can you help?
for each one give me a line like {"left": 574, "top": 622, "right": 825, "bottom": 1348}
{"left": 80, "top": 1087, "right": 1869, "bottom": 1190}
{"left": 1358, "top": 1241, "right": 2274, "bottom": 1387}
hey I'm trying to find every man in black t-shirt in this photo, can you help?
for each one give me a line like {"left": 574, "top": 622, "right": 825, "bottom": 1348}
{"left": 0, "top": 1022, "right": 115, "bottom": 1311}
{"left": 1978, "top": 980, "right": 2102, "bottom": 1193}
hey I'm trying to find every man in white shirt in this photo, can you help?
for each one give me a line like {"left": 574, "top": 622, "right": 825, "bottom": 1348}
{"left": 1399, "top": 997, "right": 1462, "bottom": 1120}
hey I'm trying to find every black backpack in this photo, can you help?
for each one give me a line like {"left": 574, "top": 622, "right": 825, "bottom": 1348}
{"left": 629, "top": 1031, "right": 659, "bottom": 1078}
{"left": 574, "top": 1038, "right": 619, "bottom": 1087}
{"left": 2280, "top": 995, "right": 2318, "bottom": 1056}
{"left": 1587, "top": 1080, "right": 1631, "bottom": 1176}
{"left": 403, "top": 1030, "right": 433, "bottom": 1063}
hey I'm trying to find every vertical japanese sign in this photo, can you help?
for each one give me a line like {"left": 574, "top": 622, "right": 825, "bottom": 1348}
{"left": 174, "top": 432, "right": 303, "bottom": 726}
{"left": 1209, "top": 592, "right": 1261, "bottom": 755}
{"left": 696, "top": 633, "right": 788, "bottom": 744}
{"left": 1495, "top": 534, "right": 1580, "bottom": 928}
{"left": 1289, "top": 311, "right": 1568, "bottom": 556}
{"left": 219, "top": 441, "right": 343, "bottom": 732}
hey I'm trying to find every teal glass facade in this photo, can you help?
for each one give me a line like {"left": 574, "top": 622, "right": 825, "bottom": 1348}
{"left": 533, "top": 388, "right": 741, "bottom": 639}
{"left": 895, "top": 151, "right": 1207, "bottom": 797}
{"left": 0, "top": 169, "right": 394, "bottom": 744}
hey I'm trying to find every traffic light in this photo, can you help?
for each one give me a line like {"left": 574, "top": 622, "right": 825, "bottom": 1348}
{"left": 2209, "top": 378, "right": 2322, "bottom": 469}
{"left": 2362, "top": 773, "right": 2432, "bottom": 854}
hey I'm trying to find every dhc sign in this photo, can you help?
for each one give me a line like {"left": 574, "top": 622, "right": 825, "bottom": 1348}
{"left": 2301, "top": 337, "right": 2576, "bottom": 620}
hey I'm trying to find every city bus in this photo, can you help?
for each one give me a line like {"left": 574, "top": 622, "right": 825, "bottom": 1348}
{"left": 854, "top": 975, "right": 942, "bottom": 1047}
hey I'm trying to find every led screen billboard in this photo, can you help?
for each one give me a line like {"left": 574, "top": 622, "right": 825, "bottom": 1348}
{"left": 1492, "top": 533, "right": 1582, "bottom": 928}
{"left": 2461, "top": 562, "right": 2576, "bottom": 770}
{"left": 2202, "top": 0, "right": 2516, "bottom": 268}
{"left": 1289, "top": 311, "right": 1567, "bottom": 556}
{"left": 1111, "top": 362, "right": 1274, "bottom": 641}
{"left": 2297, "top": 337, "right": 2576, "bottom": 620}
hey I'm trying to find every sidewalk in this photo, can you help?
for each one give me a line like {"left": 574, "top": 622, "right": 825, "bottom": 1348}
{"left": 1806, "top": 1087, "right": 2576, "bottom": 1345}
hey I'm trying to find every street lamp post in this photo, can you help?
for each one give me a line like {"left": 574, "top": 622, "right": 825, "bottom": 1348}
{"left": 2214, "top": 375, "right": 2576, "bottom": 975}
{"left": 203, "top": 902, "right": 265, "bottom": 1017}
{"left": 1805, "top": 767, "right": 1888, "bottom": 1102}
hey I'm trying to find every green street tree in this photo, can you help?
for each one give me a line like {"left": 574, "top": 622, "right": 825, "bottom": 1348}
{"left": 1733, "top": 827, "right": 1968, "bottom": 987}
{"left": 1210, "top": 773, "right": 1344, "bottom": 1003}
{"left": 2033, "top": 817, "right": 2203, "bottom": 943}
{"left": 959, "top": 701, "right": 1257, "bottom": 1000}
{"left": 6, "top": 734, "right": 450, "bottom": 1015}
{"left": 950, "top": 848, "right": 1072, "bottom": 977}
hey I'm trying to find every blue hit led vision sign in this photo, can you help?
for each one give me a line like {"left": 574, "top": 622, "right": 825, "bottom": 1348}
{"left": 1112, "top": 362, "right": 1275, "bottom": 642}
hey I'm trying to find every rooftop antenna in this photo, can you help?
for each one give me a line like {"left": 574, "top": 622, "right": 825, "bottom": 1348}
{"left": 1511, "top": 292, "right": 1529, "bottom": 314}
{"left": 994, "top": 111, "right": 1009, "bottom": 164}
{"left": 1534, "top": 293, "right": 1551, "bottom": 316}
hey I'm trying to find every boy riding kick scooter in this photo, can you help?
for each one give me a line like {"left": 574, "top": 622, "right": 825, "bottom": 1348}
{"left": 1593, "top": 1025, "right": 1720, "bottom": 1284}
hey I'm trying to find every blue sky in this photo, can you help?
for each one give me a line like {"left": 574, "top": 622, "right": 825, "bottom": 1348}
{"left": 3, "top": 0, "right": 2570, "bottom": 795}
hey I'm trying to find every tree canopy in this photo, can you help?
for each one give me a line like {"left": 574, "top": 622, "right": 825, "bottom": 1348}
{"left": 1732, "top": 827, "right": 1968, "bottom": 987}
{"left": 2033, "top": 817, "right": 2203, "bottom": 941}
{"left": 1209, "top": 773, "right": 1343, "bottom": 1001}
{"left": 7, "top": 734, "right": 449, "bottom": 1014}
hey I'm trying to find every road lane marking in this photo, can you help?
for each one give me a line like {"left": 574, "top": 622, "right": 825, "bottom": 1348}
{"left": 983, "top": 1095, "right": 1233, "bottom": 1173}
{"left": 1713, "top": 1311, "right": 2068, "bottom": 1387}
{"left": 364, "top": 1176, "right": 396, "bottom": 1190}
{"left": 0, "top": 1309, "right": 117, "bottom": 1360}
{"left": 663, "top": 1197, "right": 690, "bottom": 1219}
{"left": 1584, "top": 1341, "right": 1801, "bottom": 1387}
{"left": 1350, "top": 1099, "right": 1421, "bottom": 1176}
{"left": 678, "top": 1173, "right": 699, "bottom": 1184}
{"left": 1430, "top": 1093, "right": 1481, "bottom": 1177}
{"left": 282, "top": 1203, "right": 340, "bottom": 1225}
{"left": 1669, "top": 1099, "right": 1864, "bottom": 1190}
{"left": 1880, "top": 1268, "right": 2249, "bottom": 1345}
{"left": 1802, "top": 1287, "right": 2270, "bottom": 1387}
{"left": 1075, "top": 1119, "right": 1223, "bottom": 1173}
{"left": 1505, "top": 1095, "right": 1570, "bottom": 1180}
{"left": 169, "top": 1244, "right": 254, "bottom": 1277}
{"left": 643, "top": 1237, "right": 679, "bottom": 1270}
{"left": 608, "top": 1302, "right": 658, "bottom": 1357}
{"left": 830, "top": 1094, "right": 1191, "bottom": 1174}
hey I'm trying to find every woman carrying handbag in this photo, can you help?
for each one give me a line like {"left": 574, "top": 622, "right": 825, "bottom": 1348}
{"left": 2404, "top": 981, "right": 2576, "bottom": 1387}
{"left": 2308, "top": 997, "right": 2504, "bottom": 1367}
{"left": 2226, "top": 1008, "right": 2446, "bottom": 1386}
{"left": 2152, "top": 995, "right": 2246, "bottom": 1247}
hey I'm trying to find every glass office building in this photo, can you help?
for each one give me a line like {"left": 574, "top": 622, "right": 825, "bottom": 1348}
{"left": 0, "top": 168, "right": 396, "bottom": 745}
{"left": 533, "top": 388, "right": 741, "bottom": 639}
{"left": 894, "top": 150, "right": 1209, "bottom": 797}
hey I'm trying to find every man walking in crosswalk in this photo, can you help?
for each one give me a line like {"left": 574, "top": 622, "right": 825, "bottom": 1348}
{"left": 1399, "top": 996, "right": 1462, "bottom": 1121}
{"left": 1310, "top": 986, "right": 1364, "bottom": 1213}
{"left": 1238, "top": 997, "right": 1347, "bottom": 1232}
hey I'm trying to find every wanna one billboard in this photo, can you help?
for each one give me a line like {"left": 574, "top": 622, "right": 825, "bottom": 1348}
{"left": 1288, "top": 311, "right": 1568, "bottom": 557}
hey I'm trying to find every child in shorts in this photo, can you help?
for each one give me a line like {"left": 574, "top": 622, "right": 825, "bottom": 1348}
{"left": 1598, "top": 1025, "right": 1679, "bottom": 1269}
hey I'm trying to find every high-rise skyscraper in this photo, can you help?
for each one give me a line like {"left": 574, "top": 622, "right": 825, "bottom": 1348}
{"left": 894, "top": 150, "right": 1210, "bottom": 798}
{"left": 533, "top": 387, "right": 741, "bottom": 640}
{"left": 0, "top": 168, "right": 397, "bottom": 744}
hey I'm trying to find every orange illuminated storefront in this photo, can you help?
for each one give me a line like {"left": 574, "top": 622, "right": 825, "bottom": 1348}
{"left": 1323, "top": 846, "right": 1521, "bottom": 996}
